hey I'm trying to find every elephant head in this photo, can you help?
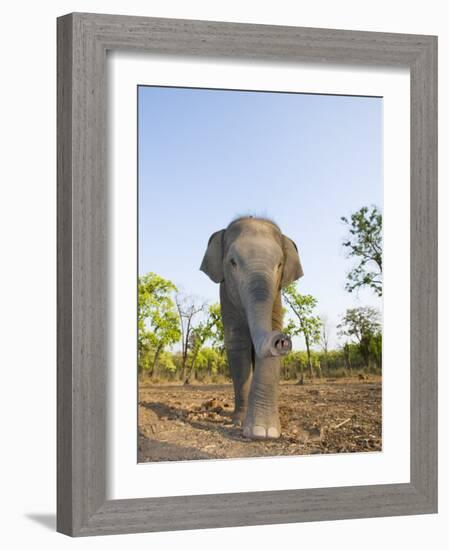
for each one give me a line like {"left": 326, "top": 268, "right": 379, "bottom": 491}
{"left": 200, "top": 217, "right": 303, "bottom": 359}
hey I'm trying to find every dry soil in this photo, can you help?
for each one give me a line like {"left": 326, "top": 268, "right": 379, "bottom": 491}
{"left": 138, "top": 377, "right": 382, "bottom": 462}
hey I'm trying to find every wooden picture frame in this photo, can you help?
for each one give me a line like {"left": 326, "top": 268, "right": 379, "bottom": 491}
{"left": 57, "top": 12, "right": 438, "bottom": 536}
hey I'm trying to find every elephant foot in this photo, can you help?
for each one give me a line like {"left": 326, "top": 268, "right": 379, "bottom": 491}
{"left": 232, "top": 409, "right": 247, "bottom": 427}
{"left": 242, "top": 413, "right": 281, "bottom": 440}
{"left": 243, "top": 425, "right": 280, "bottom": 439}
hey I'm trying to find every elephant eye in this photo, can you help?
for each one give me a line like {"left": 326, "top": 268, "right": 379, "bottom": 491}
{"left": 230, "top": 258, "right": 237, "bottom": 268}
{"left": 277, "top": 262, "right": 283, "bottom": 270}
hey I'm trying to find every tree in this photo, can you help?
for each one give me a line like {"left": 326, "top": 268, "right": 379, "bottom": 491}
{"left": 320, "top": 314, "right": 331, "bottom": 353}
{"left": 175, "top": 292, "right": 207, "bottom": 380}
{"left": 196, "top": 347, "right": 219, "bottom": 377}
{"left": 138, "top": 329, "right": 153, "bottom": 372}
{"left": 337, "top": 306, "right": 381, "bottom": 368}
{"left": 282, "top": 283, "right": 322, "bottom": 379}
{"left": 184, "top": 303, "right": 225, "bottom": 383}
{"left": 320, "top": 314, "right": 331, "bottom": 369}
{"left": 138, "top": 273, "right": 181, "bottom": 376}
{"left": 155, "top": 351, "right": 177, "bottom": 376}
{"left": 341, "top": 205, "right": 383, "bottom": 296}
{"left": 342, "top": 342, "right": 352, "bottom": 371}
{"left": 207, "top": 303, "right": 225, "bottom": 353}
{"left": 370, "top": 332, "right": 382, "bottom": 370}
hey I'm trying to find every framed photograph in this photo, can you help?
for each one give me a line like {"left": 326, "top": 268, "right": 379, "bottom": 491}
{"left": 57, "top": 13, "right": 437, "bottom": 536}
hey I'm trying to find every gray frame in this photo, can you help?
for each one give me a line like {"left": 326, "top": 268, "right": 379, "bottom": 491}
{"left": 57, "top": 12, "right": 438, "bottom": 537}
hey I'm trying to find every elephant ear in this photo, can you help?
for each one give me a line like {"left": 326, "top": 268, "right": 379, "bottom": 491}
{"left": 281, "top": 235, "right": 304, "bottom": 287}
{"left": 200, "top": 229, "right": 225, "bottom": 283}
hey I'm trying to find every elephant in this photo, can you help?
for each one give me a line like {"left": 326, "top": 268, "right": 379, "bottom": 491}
{"left": 200, "top": 216, "right": 303, "bottom": 440}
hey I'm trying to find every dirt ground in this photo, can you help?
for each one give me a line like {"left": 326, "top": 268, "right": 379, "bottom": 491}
{"left": 138, "top": 377, "right": 382, "bottom": 462}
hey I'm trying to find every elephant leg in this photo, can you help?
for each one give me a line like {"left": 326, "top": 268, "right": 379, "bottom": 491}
{"left": 220, "top": 284, "right": 253, "bottom": 426}
{"left": 227, "top": 341, "right": 253, "bottom": 426}
{"left": 243, "top": 355, "right": 281, "bottom": 439}
{"left": 243, "top": 292, "right": 282, "bottom": 439}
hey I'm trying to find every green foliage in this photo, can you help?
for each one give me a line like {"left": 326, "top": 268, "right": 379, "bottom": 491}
{"left": 282, "top": 284, "right": 322, "bottom": 345}
{"left": 282, "top": 283, "right": 322, "bottom": 377}
{"left": 369, "top": 332, "right": 382, "bottom": 369}
{"left": 207, "top": 303, "right": 225, "bottom": 352}
{"left": 137, "top": 271, "right": 382, "bottom": 383}
{"left": 154, "top": 350, "right": 177, "bottom": 372}
{"left": 341, "top": 205, "right": 382, "bottom": 296}
{"left": 338, "top": 306, "right": 381, "bottom": 342}
{"left": 280, "top": 347, "right": 381, "bottom": 380}
{"left": 282, "top": 350, "right": 307, "bottom": 380}
{"left": 193, "top": 347, "right": 228, "bottom": 380}
{"left": 184, "top": 303, "right": 227, "bottom": 382}
{"left": 189, "top": 304, "right": 224, "bottom": 353}
{"left": 138, "top": 272, "right": 181, "bottom": 374}
{"left": 338, "top": 306, "right": 382, "bottom": 369}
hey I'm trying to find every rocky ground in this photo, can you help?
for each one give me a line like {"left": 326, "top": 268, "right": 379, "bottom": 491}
{"left": 138, "top": 378, "right": 382, "bottom": 462}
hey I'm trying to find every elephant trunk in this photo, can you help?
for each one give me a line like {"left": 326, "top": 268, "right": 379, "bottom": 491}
{"left": 241, "top": 271, "right": 292, "bottom": 359}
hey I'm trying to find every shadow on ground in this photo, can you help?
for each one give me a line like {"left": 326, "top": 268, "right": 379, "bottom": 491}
{"left": 140, "top": 400, "right": 244, "bottom": 442}
{"left": 138, "top": 431, "right": 215, "bottom": 462}
{"left": 25, "top": 513, "right": 56, "bottom": 531}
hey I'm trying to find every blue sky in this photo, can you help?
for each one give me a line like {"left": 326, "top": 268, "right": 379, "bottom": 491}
{"left": 138, "top": 86, "right": 382, "bottom": 349}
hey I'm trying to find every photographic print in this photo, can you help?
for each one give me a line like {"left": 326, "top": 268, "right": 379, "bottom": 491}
{"left": 137, "top": 86, "right": 383, "bottom": 462}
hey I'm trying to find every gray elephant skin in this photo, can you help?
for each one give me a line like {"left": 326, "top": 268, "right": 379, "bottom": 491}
{"left": 200, "top": 216, "right": 303, "bottom": 440}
